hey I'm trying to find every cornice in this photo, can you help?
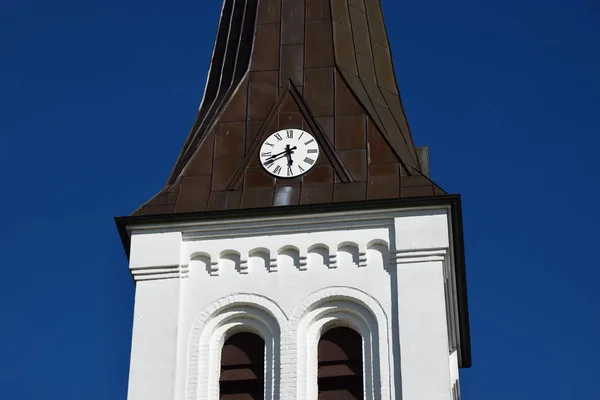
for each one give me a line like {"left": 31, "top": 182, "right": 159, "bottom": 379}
{"left": 117, "top": 196, "right": 459, "bottom": 245}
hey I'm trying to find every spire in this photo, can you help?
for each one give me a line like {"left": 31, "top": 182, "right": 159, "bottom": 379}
{"left": 133, "top": 0, "right": 446, "bottom": 216}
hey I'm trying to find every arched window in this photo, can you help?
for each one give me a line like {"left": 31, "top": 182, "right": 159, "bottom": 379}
{"left": 219, "top": 332, "right": 265, "bottom": 399}
{"left": 317, "top": 327, "right": 364, "bottom": 399}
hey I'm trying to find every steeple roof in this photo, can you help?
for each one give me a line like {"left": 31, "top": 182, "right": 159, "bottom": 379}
{"left": 132, "top": 0, "right": 447, "bottom": 216}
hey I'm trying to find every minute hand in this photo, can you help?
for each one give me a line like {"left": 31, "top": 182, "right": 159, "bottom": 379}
{"left": 264, "top": 153, "right": 287, "bottom": 165}
{"left": 264, "top": 146, "right": 297, "bottom": 164}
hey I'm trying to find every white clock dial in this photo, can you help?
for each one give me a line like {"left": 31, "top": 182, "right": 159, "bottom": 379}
{"left": 259, "top": 129, "right": 320, "bottom": 178}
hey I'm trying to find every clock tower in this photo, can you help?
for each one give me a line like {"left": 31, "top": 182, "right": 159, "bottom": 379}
{"left": 116, "top": 0, "right": 471, "bottom": 399}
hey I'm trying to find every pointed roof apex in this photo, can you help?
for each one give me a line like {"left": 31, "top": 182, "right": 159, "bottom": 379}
{"left": 132, "top": 0, "right": 449, "bottom": 216}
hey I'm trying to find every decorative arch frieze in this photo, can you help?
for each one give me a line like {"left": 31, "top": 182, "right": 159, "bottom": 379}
{"left": 277, "top": 245, "right": 307, "bottom": 271}
{"left": 190, "top": 251, "right": 219, "bottom": 276}
{"left": 188, "top": 237, "right": 389, "bottom": 276}
{"left": 248, "top": 247, "right": 274, "bottom": 273}
{"left": 367, "top": 239, "right": 390, "bottom": 249}
{"left": 307, "top": 243, "right": 330, "bottom": 269}
{"left": 218, "top": 249, "right": 245, "bottom": 275}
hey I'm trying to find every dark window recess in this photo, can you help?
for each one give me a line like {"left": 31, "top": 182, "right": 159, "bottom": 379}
{"left": 317, "top": 327, "right": 364, "bottom": 399}
{"left": 219, "top": 332, "right": 265, "bottom": 400}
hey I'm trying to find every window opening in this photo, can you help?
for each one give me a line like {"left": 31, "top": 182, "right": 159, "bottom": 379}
{"left": 220, "top": 332, "right": 265, "bottom": 400}
{"left": 317, "top": 327, "right": 363, "bottom": 399}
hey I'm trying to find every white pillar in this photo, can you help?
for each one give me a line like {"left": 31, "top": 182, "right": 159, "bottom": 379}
{"left": 395, "top": 259, "right": 451, "bottom": 399}
{"left": 127, "top": 232, "right": 182, "bottom": 400}
{"left": 393, "top": 211, "right": 452, "bottom": 400}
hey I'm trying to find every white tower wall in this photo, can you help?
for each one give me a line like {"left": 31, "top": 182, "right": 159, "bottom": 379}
{"left": 125, "top": 206, "right": 461, "bottom": 400}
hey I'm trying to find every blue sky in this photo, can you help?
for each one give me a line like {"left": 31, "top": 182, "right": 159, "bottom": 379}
{"left": 1, "top": 0, "right": 599, "bottom": 398}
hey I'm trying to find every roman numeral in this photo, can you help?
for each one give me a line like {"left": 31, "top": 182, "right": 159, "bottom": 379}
{"left": 274, "top": 132, "right": 283, "bottom": 141}
{"left": 265, "top": 141, "right": 274, "bottom": 147}
{"left": 304, "top": 157, "right": 315, "bottom": 165}
{"left": 286, "top": 130, "right": 293, "bottom": 139}
{"left": 307, "top": 149, "right": 318, "bottom": 154}
{"left": 287, "top": 166, "right": 293, "bottom": 176}
{"left": 298, "top": 131, "right": 304, "bottom": 140}
{"left": 261, "top": 152, "right": 272, "bottom": 157}
{"left": 298, "top": 165, "right": 305, "bottom": 173}
{"left": 273, "top": 165, "right": 282, "bottom": 175}
{"left": 304, "top": 139, "right": 315, "bottom": 145}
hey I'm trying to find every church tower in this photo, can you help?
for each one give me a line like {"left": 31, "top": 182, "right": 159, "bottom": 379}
{"left": 116, "top": 0, "right": 471, "bottom": 399}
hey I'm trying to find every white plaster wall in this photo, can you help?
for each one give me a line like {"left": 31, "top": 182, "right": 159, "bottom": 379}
{"left": 128, "top": 278, "right": 180, "bottom": 400}
{"left": 125, "top": 206, "right": 460, "bottom": 400}
{"left": 395, "top": 260, "right": 451, "bottom": 400}
{"left": 181, "top": 224, "right": 393, "bottom": 400}
{"left": 182, "top": 227, "right": 392, "bottom": 327}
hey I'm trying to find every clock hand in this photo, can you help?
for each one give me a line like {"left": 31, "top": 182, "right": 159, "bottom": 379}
{"left": 265, "top": 146, "right": 297, "bottom": 161}
{"left": 264, "top": 152, "right": 291, "bottom": 165}
{"left": 265, "top": 150, "right": 287, "bottom": 161}
{"left": 285, "top": 145, "right": 293, "bottom": 166}
{"left": 264, "top": 146, "right": 297, "bottom": 164}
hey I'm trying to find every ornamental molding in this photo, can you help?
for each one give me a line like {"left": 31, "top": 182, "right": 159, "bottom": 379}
{"left": 182, "top": 216, "right": 393, "bottom": 241}
{"left": 130, "top": 264, "right": 181, "bottom": 281}
{"left": 291, "top": 287, "right": 391, "bottom": 400}
{"left": 128, "top": 206, "right": 449, "bottom": 240}
{"left": 391, "top": 248, "right": 448, "bottom": 264}
{"left": 186, "top": 293, "right": 287, "bottom": 400}
{"left": 185, "top": 239, "right": 389, "bottom": 276}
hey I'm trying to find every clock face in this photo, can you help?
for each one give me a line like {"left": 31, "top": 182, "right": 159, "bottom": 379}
{"left": 259, "top": 129, "right": 320, "bottom": 178}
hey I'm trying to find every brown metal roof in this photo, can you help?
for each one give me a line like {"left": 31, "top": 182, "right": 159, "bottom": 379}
{"left": 132, "top": 0, "right": 447, "bottom": 216}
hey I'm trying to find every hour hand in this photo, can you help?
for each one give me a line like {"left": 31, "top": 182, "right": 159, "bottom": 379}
{"left": 285, "top": 145, "right": 293, "bottom": 166}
